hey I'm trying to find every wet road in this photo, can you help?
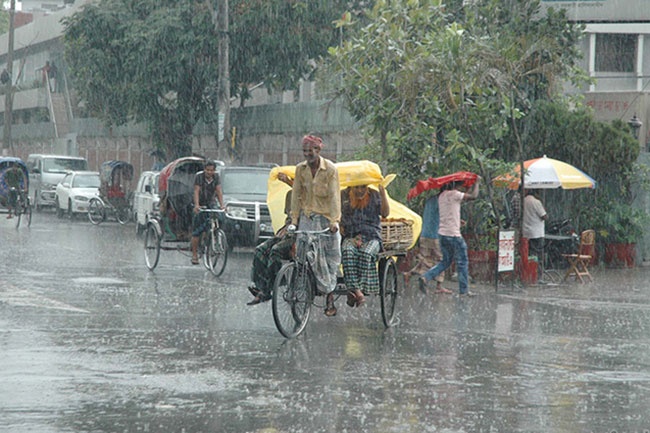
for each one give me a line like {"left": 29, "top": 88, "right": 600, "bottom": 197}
{"left": 1, "top": 212, "right": 650, "bottom": 432}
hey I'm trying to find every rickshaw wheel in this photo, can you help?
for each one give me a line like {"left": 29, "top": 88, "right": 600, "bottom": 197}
{"left": 144, "top": 223, "right": 161, "bottom": 270}
{"left": 380, "top": 257, "right": 399, "bottom": 328}
{"left": 14, "top": 207, "right": 21, "bottom": 229}
{"left": 88, "top": 198, "right": 105, "bottom": 225}
{"left": 33, "top": 192, "right": 40, "bottom": 212}
{"left": 25, "top": 199, "right": 32, "bottom": 227}
{"left": 116, "top": 206, "right": 131, "bottom": 225}
{"left": 272, "top": 262, "right": 313, "bottom": 339}
{"left": 205, "top": 228, "right": 228, "bottom": 276}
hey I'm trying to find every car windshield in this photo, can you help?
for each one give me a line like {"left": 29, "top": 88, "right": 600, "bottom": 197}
{"left": 43, "top": 158, "right": 87, "bottom": 173}
{"left": 72, "top": 174, "right": 100, "bottom": 188}
{"left": 221, "top": 170, "right": 269, "bottom": 195}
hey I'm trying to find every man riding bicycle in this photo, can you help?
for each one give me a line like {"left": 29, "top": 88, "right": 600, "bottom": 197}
{"left": 191, "top": 160, "right": 225, "bottom": 265}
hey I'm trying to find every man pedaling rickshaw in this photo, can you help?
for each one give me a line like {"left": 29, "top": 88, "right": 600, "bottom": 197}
{"left": 190, "top": 160, "right": 225, "bottom": 265}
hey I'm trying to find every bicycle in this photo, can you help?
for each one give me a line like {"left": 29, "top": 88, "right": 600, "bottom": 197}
{"left": 144, "top": 208, "right": 228, "bottom": 276}
{"left": 88, "top": 160, "right": 134, "bottom": 226}
{"left": 10, "top": 187, "right": 32, "bottom": 229}
{"left": 272, "top": 226, "right": 400, "bottom": 339}
{"left": 199, "top": 208, "right": 229, "bottom": 276}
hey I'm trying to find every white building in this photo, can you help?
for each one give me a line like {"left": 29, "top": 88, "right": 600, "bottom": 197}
{"left": 541, "top": 0, "right": 650, "bottom": 150}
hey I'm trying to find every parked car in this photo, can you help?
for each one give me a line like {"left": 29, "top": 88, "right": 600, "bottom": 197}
{"left": 26, "top": 154, "right": 89, "bottom": 211}
{"left": 54, "top": 171, "right": 100, "bottom": 218}
{"left": 132, "top": 171, "right": 160, "bottom": 235}
{"left": 219, "top": 165, "right": 274, "bottom": 248}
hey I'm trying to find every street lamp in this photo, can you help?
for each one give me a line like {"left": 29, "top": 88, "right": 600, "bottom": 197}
{"left": 628, "top": 113, "right": 642, "bottom": 139}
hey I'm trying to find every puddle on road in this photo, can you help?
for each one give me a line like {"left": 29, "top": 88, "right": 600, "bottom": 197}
{"left": 0, "top": 282, "right": 89, "bottom": 313}
{"left": 72, "top": 277, "right": 127, "bottom": 285}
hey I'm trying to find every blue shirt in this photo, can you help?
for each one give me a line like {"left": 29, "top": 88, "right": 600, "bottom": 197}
{"left": 420, "top": 195, "right": 439, "bottom": 239}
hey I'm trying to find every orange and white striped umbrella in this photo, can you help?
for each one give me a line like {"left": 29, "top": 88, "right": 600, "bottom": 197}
{"left": 493, "top": 155, "right": 596, "bottom": 190}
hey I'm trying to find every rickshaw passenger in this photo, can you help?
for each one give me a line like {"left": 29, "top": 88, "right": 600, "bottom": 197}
{"left": 247, "top": 172, "right": 294, "bottom": 305}
{"left": 191, "top": 160, "right": 225, "bottom": 265}
{"left": 340, "top": 183, "right": 390, "bottom": 307}
{"left": 1, "top": 164, "right": 26, "bottom": 219}
{"left": 107, "top": 169, "right": 125, "bottom": 199}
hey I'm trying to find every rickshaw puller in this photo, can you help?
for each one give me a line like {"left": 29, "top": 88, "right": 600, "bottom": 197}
{"left": 191, "top": 160, "right": 225, "bottom": 265}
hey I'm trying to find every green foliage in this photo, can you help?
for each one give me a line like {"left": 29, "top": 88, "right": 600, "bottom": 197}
{"left": 229, "top": 0, "right": 369, "bottom": 104}
{"left": 578, "top": 198, "right": 649, "bottom": 244}
{"left": 320, "top": 0, "right": 584, "bottom": 192}
{"left": 523, "top": 99, "right": 649, "bottom": 244}
{"left": 63, "top": 0, "right": 220, "bottom": 159}
{"left": 63, "top": 0, "right": 369, "bottom": 158}
{"left": 0, "top": 10, "right": 8, "bottom": 35}
{"left": 320, "top": 0, "right": 648, "bottom": 250}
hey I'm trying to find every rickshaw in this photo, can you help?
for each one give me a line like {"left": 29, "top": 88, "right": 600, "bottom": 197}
{"left": 143, "top": 156, "right": 228, "bottom": 276}
{"left": 0, "top": 157, "right": 32, "bottom": 228}
{"left": 267, "top": 161, "right": 422, "bottom": 338}
{"left": 88, "top": 160, "right": 134, "bottom": 225}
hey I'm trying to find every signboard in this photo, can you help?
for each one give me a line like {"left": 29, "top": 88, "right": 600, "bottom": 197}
{"left": 498, "top": 230, "right": 516, "bottom": 272}
{"left": 540, "top": 0, "right": 650, "bottom": 22}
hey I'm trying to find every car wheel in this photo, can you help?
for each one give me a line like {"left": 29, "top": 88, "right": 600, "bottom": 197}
{"left": 56, "top": 197, "right": 64, "bottom": 218}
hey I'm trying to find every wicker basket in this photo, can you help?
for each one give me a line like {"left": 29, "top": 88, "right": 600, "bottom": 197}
{"left": 381, "top": 218, "right": 414, "bottom": 251}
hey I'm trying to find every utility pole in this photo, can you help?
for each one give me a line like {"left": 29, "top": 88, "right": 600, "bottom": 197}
{"left": 2, "top": 0, "right": 15, "bottom": 156}
{"left": 216, "top": 0, "right": 230, "bottom": 157}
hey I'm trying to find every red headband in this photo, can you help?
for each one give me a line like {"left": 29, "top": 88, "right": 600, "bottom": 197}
{"left": 302, "top": 135, "right": 323, "bottom": 149}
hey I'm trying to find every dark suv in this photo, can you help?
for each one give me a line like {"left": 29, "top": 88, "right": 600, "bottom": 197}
{"left": 219, "top": 165, "right": 275, "bottom": 248}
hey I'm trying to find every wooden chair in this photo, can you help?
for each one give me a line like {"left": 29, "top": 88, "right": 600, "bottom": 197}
{"left": 562, "top": 230, "right": 595, "bottom": 283}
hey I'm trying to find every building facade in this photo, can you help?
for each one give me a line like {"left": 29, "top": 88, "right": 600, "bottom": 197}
{"left": 541, "top": 0, "right": 650, "bottom": 149}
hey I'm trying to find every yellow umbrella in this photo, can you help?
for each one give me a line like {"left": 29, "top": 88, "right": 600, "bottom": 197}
{"left": 493, "top": 155, "right": 596, "bottom": 190}
{"left": 267, "top": 160, "right": 421, "bottom": 249}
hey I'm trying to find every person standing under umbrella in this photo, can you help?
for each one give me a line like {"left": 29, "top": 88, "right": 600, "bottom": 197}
{"left": 419, "top": 177, "right": 480, "bottom": 297}
{"left": 522, "top": 189, "right": 547, "bottom": 261}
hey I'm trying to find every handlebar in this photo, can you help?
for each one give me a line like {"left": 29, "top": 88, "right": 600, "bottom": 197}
{"left": 198, "top": 208, "right": 225, "bottom": 214}
{"left": 287, "top": 225, "right": 331, "bottom": 236}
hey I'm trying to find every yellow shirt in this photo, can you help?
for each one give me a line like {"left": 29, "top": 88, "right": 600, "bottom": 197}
{"left": 291, "top": 156, "right": 340, "bottom": 225}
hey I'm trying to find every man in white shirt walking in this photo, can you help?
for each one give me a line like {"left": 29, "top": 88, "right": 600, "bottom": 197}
{"left": 419, "top": 177, "right": 480, "bottom": 297}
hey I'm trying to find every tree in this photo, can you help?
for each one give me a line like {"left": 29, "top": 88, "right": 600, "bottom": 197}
{"left": 229, "top": 0, "right": 370, "bottom": 106}
{"left": 323, "top": 0, "right": 585, "bottom": 176}
{"left": 63, "top": 0, "right": 369, "bottom": 158}
{"left": 320, "top": 0, "right": 585, "bottom": 225}
{"left": 63, "top": 0, "right": 220, "bottom": 159}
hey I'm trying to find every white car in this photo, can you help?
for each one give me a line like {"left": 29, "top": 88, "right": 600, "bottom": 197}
{"left": 132, "top": 171, "right": 160, "bottom": 235}
{"left": 55, "top": 171, "right": 100, "bottom": 218}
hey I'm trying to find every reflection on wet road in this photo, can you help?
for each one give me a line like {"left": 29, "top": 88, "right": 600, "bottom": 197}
{"left": 1, "top": 212, "right": 650, "bottom": 432}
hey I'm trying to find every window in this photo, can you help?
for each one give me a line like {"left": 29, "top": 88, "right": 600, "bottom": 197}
{"left": 595, "top": 34, "right": 636, "bottom": 73}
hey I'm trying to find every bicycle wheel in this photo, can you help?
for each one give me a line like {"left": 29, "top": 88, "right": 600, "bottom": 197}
{"left": 116, "top": 206, "right": 131, "bottom": 225}
{"left": 25, "top": 198, "right": 32, "bottom": 228}
{"left": 541, "top": 269, "right": 563, "bottom": 284}
{"left": 144, "top": 223, "right": 161, "bottom": 270}
{"left": 14, "top": 206, "right": 21, "bottom": 229}
{"left": 205, "top": 228, "right": 228, "bottom": 276}
{"left": 380, "top": 257, "right": 399, "bottom": 328}
{"left": 88, "top": 198, "right": 105, "bottom": 225}
{"left": 272, "top": 262, "right": 313, "bottom": 339}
